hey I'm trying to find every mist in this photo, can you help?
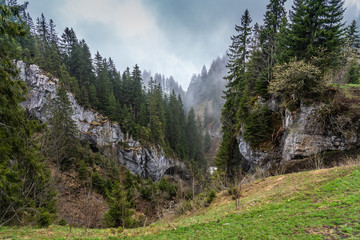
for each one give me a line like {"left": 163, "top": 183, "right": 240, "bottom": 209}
{"left": 184, "top": 55, "right": 228, "bottom": 121}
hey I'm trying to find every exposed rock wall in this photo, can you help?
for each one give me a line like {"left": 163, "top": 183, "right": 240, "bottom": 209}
{"left": 17, "top": 61, "right": 185, "bottom": 181}
{"left": 238, "top": 97, "right": 360, "bottom": 170}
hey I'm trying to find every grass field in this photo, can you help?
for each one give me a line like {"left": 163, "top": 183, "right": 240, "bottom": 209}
{"left": 340, "top": 83, "right": 360, "bottom": 89}
{"left": 1, "top": 164, "right": 360, "bottom": 239}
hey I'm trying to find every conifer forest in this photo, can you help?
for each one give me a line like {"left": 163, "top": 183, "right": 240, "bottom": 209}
{"left": 1, "top": 0, "right": 360, "bottom": 239}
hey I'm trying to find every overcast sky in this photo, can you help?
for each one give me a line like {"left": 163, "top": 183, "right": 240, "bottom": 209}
{"left": 23, "top": 0, "right": 360, "bottom": 90}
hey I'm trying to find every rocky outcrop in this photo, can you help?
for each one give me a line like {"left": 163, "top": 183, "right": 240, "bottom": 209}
{"left": 17, "top": 61, "right": 185, "bottom": 181}
{"left": 238, "top": 97, "right": 360, "bottom": 170}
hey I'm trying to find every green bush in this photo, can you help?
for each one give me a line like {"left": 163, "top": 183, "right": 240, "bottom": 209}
{"left": 158, "top": 178, "right": 168, "bottom": 192}
{"left": 104, "top": 184, "right": 135, "bottom": 228}
{"left": 77, "top": 159, "right": 88, "bottom": 181}
{"left": 168, "top": 184, "right": 177, "bottom": 199}
{"left": 38, "top": 211, "right": 52, "bottom": 228}
{"left": 58, "top": 218, "right": 67, "bottom": 226}
{"left": 206, "top": 190, "right": 216, "bottom": 206}
{"left": 139, "top": 182, "right": 154, "bottom": 201}
{"left": 158, "top": 178, "right": 177, "bottom": 200}
{"left": 347, "top": 58, "right": 360, "bottom": 84}
{"left": 92, "top": 172, "right": 106, "bottom": 196}
{"left": 269, "top": 60, "right": 323, "bottom": 100}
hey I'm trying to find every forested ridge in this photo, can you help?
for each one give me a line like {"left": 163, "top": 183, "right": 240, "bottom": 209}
{"left": 216, "top": 0, "right": 360, "bottom": 175}
{"left": 17, "top": 5, "right": 205, "bottom": 166}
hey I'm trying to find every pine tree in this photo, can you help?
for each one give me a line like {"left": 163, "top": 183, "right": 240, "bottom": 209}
{"left": 345, "top": 20, "right": 360, "bottom": 57}
{"left": 36, "top": 13, "right": 48, "bottom": 44}
{"left": 0, "top": 2, "right": 56, "bottom": 226}
{"left": 43, "top": 86, "right": 79, "bottom": 171}
{"left": 281, "top": 0, "right": 345, "bottom": 70}
{"left": 47, "top": 19, "right": 62, "bottom": 76}
{"left": 34, "top": 13, "right": 50, "bottom": 69}
{"left": 131, "top": 64, "right": 144, "bottom": 119}
{"left": 323, "top": 0, "right": 345, "bottom": 68}
{"left": 204, "top": 131, "right": 211, "bottom": 153}
{"left": 258, "top": 0, "right": 287, "bottom": 91}
{"left": 345, "top": 20, "right": 360, "bottom": 83}
{"left": 217, "top": 9, "right": 252, "bottom": 173}
{"left": 250, "top": 23, "right": 268, "bottom": 96}
{"left": 60, "top": 27, "right": 79, "bottom": 75}
{"left": 175, "top": 94, "right": 187, "bottom": 158}
{"left": 186, "top": 108, "right": 197, "bottom": 160}
{"left": 226, "top": 9, "right": 252, "bottom": 90}
{"left": 165, "top": 90, "right": 180, "bottom": 152}
{"left": 195, "top": 116, "right": 206, "bottom": 169}
{"left": 104, "top": 183, "right": 134, "bottom": 228}
{"left": 148, "top": 82, "right": 165, "bottom": 145}
{"left": 76, "top": 39, "right": 95, "bottom": 106}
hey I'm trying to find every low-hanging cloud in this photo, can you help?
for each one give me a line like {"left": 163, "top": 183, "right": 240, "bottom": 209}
{"left": 62, "top": 0, "right": 159, "bottom": 38}
{"left": 59, "top": 0, "right": 201, "bottom": 88}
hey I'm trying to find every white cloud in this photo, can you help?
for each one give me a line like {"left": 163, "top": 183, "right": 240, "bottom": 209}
{"left": 60, "top": 0, "right": 197, "bottom": 87}
{"left": 55, "top": 0, "right": 226, "bottom": 89}
{"left": 345, "top": 0, "right": 360, "bottom": 12}
{"left": 62, "top": 0, "right": 159, "bottom": 38}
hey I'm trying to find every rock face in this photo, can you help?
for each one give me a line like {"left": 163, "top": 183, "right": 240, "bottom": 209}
{"left": 17, "top": 61, "right": 185, "bottom": 181}
{"left": 238, "top": 98, "right": 360, "bottom": 170}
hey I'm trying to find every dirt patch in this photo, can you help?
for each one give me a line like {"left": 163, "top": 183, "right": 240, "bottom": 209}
{"left": 305, "top": 226, "right": 348, "bottom": 239}
{"left": 50, "top": 164, "right": 108, "bottom": 228}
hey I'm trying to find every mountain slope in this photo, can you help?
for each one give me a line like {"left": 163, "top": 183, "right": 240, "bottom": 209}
{"left": 18, "top": 61, "right": 186, "bottom": 181}
{"left": 2, "top": 162, "right": 359, "bottom": 239}
{"left": 124, "top": 163, "right": 360, "bottom": 239}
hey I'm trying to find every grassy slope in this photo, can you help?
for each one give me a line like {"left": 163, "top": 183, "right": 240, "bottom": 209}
{"left": 1, "top": 164, "right": 359, "bottom": 239}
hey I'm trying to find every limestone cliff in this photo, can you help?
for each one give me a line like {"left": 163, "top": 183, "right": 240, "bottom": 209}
{"left": 17, "top": 61, "right": 185, "bottom": 181}
{"left": 238, "top": 94, "right": 360, "bottom": 170}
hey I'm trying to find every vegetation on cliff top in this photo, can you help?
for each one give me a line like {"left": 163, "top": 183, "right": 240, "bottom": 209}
{"left": 217, "top": 0, "right": 360, "bottom": 174}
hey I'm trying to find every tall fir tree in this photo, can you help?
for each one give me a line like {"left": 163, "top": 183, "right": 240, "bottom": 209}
{"left": 0, "top": 2, "right": 56, "bottom": 226}
{"left": 148, "top": 82, "right": 165, "bottom": 145}
{"left": 217, "top": 9, "right": 252, "bottom": 174}
{"left": 43, "top": 87, "right": 79, "bottom": 171}
{"left": 280, "top": 0, "right": 345, "bottom": 70}
{"left": 345, "top": 20, "right": 360, "bottom": 57}
{"left": 258, "top": 0, "right": 287, "bottom": 93}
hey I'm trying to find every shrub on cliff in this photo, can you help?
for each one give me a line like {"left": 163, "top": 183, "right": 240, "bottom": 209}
{"left": 268, "top": 60, "right": 323, "bottom": 100}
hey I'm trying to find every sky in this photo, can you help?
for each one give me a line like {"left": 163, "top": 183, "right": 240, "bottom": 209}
{"left": 23, "top": 0, "right": 360, "bottom": 91}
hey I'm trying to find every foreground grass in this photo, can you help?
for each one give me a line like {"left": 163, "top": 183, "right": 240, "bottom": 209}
{"left": 340, "top": 83, "right": 360, "bottom": 89}
{"left": 1, "top": 164, "right": 360, "bottom": 239}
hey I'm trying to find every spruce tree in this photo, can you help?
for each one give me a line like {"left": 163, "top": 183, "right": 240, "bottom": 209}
{"left": 34, "top": 13, "right": 50, "bottom": 69}
{"left": 47, "top": 19, "right": 62, "bottom": 76}
{"left": 0, "top": 2, "right": 56, "bottom": 226}
{"left": 345, "top": 20, "right": 360, "bottom": 57}
{"left": 258, "top": 0, "right": 287, "bottom": 91}
{"left": 44, "top": 87, "right": 79, "bottom": 171}
{"left": 131, "top": 64, "right": 144, "bottom": 119}
{"left": 217, "top": 9, "right": 252, "bottom": 173}
{"left": 225, "top": 9, "right": 252, "bottom": 90}
{"left": 282, "top": 0, "right": 345, "bottom": 70}
{"left": 204, "top": 131, "right": 211, "bottom": 153}
{"left": 148, "top": 83, "right": 165, "bottom": 145}
{"left": 345, "top": 20, "right": 360, "bottom": 83}
{"left": 186, "top": 108, "right": 198, "bottom": 161}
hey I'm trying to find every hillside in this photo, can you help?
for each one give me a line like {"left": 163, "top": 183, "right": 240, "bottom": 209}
{"left": 2, "top": 161, "right": 359, "bottom": 239}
